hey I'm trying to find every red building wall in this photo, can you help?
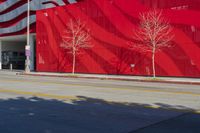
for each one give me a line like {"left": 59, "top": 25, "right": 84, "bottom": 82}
{"left": 36, "top": 0, "right": 200, "bottom": 77}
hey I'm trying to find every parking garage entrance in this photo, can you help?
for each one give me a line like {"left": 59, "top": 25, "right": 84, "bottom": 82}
{"left": 0, "top": 35, "right": 35, "bottom": 70}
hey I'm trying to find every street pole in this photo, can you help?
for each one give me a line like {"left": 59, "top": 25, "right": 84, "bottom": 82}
{"left": 25, "top": 0, "right": 30, "bottom": 73}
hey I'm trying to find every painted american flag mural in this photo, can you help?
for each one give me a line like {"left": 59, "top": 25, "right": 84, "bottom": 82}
{"left": 0, "top": 0, "right": 80, "bottom": 37}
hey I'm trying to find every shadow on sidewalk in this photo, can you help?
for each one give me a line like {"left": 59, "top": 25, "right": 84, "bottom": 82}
{"left": 0, "top": 96, "right": 199, "bottom": 133}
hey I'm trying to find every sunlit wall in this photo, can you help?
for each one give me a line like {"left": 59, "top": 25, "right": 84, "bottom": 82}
{"left": 36, "top": 0, "right": 200, "bottom": 77}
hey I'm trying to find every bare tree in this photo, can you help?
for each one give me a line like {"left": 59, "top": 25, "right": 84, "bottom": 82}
{"left": 61, "top": 19, "right": 92, "bottom": 74}
{"left": 132, "top": 10, "right": 174, "bottom": 78}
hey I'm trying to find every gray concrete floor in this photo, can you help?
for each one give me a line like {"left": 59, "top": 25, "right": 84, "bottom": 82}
{"left": 0, "top": 71, "right": 200, "bottom": 133}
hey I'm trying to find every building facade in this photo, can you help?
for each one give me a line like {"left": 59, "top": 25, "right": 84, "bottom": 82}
{"left": 0, "top": 0, "right": 77, "bottom": 70}
{"left": 1, "top": 0, "right": 200, "bottom": 77}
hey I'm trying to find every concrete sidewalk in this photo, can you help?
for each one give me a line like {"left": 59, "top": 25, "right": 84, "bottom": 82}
{"left": 16, "top": 71, "right": 200, "bottom": 85}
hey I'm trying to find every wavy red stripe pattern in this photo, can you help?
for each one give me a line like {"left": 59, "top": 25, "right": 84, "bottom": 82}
{"left": 36, "top": 0, "right": 200, "bottom": 77}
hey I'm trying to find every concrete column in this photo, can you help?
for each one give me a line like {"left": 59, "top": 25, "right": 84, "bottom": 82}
{"left": 0, "top": 41, "right": 2, "bottom": 70}
{"left": 29, "top": 35, "right": 35, "bottom": 71}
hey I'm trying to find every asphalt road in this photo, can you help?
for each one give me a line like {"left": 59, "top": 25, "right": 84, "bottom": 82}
{"left": 0, "top": 71, "right": 200, "bottom": 133}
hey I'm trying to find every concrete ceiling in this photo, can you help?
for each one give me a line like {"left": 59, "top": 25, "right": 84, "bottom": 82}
{"left": 0, "top": 34, "right": 35, "bottom": 42}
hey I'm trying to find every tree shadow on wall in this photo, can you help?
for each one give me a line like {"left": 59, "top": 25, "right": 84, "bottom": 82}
{"left": 0, "top": 96, "right": 199, "bottom": 133}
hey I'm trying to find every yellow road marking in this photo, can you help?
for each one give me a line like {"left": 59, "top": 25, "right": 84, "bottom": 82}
{"left": 0, "top": 87, "right": 200, "bottom": 114}
{"left": 0, "top": 88, "right": 79, "bottom": 101}
{"left": 139, "top": 89, "right": 200, "bottom": 96}
{"left": 195, "top": 110, "right": 200, "bottom": 114}
{"left": 0, "top": 78, "right": 200, "bottom": 97}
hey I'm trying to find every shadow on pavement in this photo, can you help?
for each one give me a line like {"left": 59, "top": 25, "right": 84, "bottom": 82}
{"left": 0, "top": 96, "right": 199, "bottom": 133}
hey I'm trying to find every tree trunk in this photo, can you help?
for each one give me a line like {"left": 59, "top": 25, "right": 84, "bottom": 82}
{"left": 152, "top": 47, "right": 156, "bottom": 78}
{"left": 72, "top": 51, "right": 76, "bottom": 75}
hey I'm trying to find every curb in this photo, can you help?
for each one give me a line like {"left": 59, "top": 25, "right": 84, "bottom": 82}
{"left": 17, "top": 72, "right": 200, "bottom": 85}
